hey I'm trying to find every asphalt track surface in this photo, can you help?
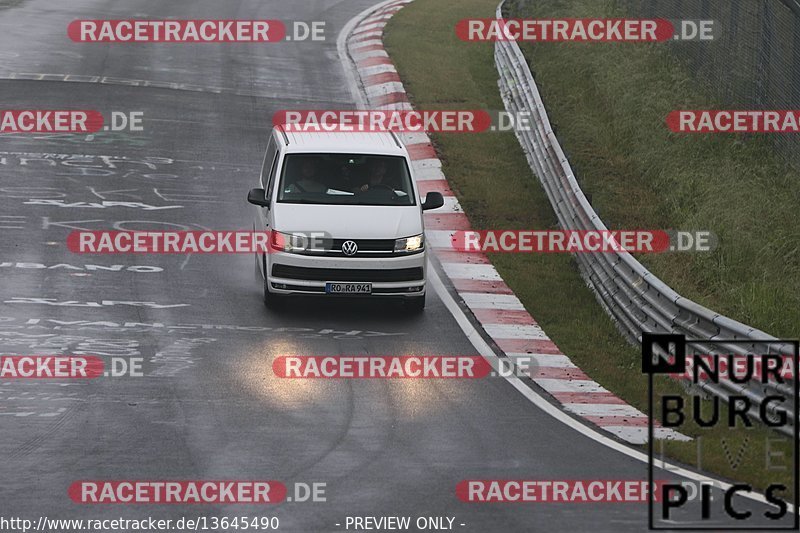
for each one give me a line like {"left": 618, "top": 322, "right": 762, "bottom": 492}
{"left": 0, "top": 0, "right": 788, "bottom": 531}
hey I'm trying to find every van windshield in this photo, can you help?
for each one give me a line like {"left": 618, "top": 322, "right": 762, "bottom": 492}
{"left": 277, "top": 153, "right": 416, "bottom": 206}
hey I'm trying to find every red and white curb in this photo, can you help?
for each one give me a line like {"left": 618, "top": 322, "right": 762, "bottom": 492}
{"left": 343, "top": 0, "right": 688, "bottom": 445}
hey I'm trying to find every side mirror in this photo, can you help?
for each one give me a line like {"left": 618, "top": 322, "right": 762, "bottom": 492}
{"left": 247, "top": 188, "right": 270, "bottom": 208}
{"left": 421, "top": 191, "right": 444, "bottom": 211}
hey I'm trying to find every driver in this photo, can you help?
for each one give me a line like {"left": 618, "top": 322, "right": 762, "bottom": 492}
{"left": 287, "top": 158, "right": 326, "bottom": 193}
{"left": 354, "top": 158, "right": 390, "bottom": 193}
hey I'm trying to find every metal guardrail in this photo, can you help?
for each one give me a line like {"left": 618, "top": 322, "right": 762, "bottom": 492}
{"left": 494, "top": 0, "right": 795, "bottom": 436}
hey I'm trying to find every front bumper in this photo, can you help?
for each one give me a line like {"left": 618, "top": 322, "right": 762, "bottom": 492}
{"left": 267, "top": 250, "right": 426, "bottom": 297}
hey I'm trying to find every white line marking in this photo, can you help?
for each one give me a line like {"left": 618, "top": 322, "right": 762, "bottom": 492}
{"left": 414, "top": 167, "right": 447, "bottom": 181}
{"left": 461, "top": 292, "right": 525, "bottom": 310}
{"left": 564, "top": 403, "right": 646, "bottom": 417}
{"left": 338, "top": 2, "right": 382, "bottom": 109}
{"left": 352, "top": 49, "right": 390, "bottom": 62}
{"left": 354, "top": 21, "right": 388, "bottom": 33}
{"left": 534, "top": 378, "right": 609, "bottom": 394}
{"left": 438, "top": 196, "right": 462, "bottom": 213}
{"left": 512, "top": 353, "right": 575, "bottom": 368}
{"left": 349, "top": 38, "right": 383, "bottom": 50}
{"left": 411, "top": 158, "right": 442, "bottom": 171}
{"left": 442, "top": 262, "right": 501, "bottom": 281}
{"left": 484, "top": 323, "right": 548, "bottom": 340}
{"left": 603, "top": 426, "right": 692, "bottom": 444}
{"left": 424, "top": 229, "right": 455, "bottom": 249}
{"left": 350, "top": 29, "right": 384, "bottom": 40}
{"left": 376, "top": 102, "right": 414, "bottom": 111}
{"left": 365, "top": 81, "right": 405, "bottom": 96}
{"left": 357, "top": 64, "right": 398, "bottom": 77}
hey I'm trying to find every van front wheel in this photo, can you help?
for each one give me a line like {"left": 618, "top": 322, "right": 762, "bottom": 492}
{"left": 263, "top": 256, "right": 284, "bottom": 310}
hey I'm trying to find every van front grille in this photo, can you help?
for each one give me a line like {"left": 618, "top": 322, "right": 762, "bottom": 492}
{"left": 272, "top": 265, "right": 423, "bottom": 282}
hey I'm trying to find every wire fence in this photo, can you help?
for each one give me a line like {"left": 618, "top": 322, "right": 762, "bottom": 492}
{"left": 511, "top": 0, "right": 800, "bottom": 167}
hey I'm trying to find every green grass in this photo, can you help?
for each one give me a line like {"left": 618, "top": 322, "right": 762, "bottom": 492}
{"left": 506, "top": 0, "right": 800, "bottom": 339}
{"left": 384, "top": 0, "right": 796, "bottom": 498}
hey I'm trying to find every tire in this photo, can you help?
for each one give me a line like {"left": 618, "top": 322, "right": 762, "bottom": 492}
{"left": 404, "top": 294, "right": 425, "bottom": 313}
{"left": 262, "top": 256, "right": 283, "bottom": 310}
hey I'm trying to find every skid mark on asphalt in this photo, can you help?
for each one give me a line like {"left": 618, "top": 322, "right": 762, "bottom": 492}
{"left": 5, "top": 401, "right": 80, "bottom": 459}
{"left": 0, "top": 72, "right": 353, "bottom": 104}
{"left": 0, "top": 318, "right": 408, "bottom": 341}
{"left": 0, "top": 386, "right": 81, "bottom": 419}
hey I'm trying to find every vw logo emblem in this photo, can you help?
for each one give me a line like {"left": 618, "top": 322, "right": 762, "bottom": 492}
{"left": 341, "top": 240, "right": 358, "bottom": 256}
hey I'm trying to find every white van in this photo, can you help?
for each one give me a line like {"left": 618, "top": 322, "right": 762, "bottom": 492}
{"left": 247, "top": 126, "right": 444, "bottom": 311}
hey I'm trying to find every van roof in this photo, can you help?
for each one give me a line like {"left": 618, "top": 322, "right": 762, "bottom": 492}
{"left": 276, "top": 126, "right": 407, "bottom": 156}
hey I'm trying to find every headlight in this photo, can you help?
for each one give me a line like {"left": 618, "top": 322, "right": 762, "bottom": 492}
{"left": 270, "top": 231, "right": 308, "bottom": 253}
{"left": 394, "top": 234, "right": 424, "bottom": 253}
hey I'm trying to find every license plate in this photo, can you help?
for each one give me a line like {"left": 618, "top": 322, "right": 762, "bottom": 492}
{"left": 325, "top": 282, "right": 372, "bottom": 294}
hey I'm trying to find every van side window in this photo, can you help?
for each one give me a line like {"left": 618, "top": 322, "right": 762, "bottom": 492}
{"left": 260, "top": 137, "right": 278, "bottom": 190}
